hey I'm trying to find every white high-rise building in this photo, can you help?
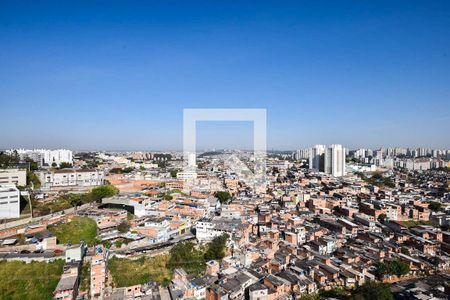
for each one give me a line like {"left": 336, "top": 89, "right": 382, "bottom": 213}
{"left": 309, "top": 145, "right": 326, "bottom": 171}
{"left": 324, "top": 144, "right": 346, "bottom": 177}
{"left": 11, "top": 149, "right": 73, "bottom": 167}
{"left": 42, "top": 149, "right": 73, "bottom": 166}
{"left": 0, "top": 184, "right": 20, "bottom": 219}
{"left": 354, "top": 148, "right": 366, "bottom": 159}
{"left": 295, "top": 149, "right": 310, "bottom": 160}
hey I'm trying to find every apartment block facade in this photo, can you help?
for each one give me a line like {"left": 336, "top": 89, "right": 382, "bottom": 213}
{"left": 0, "top": 184, "right": 20, "bottom": 219}
{"left": 0, "top": 169, "right": 27, "bottom": 186}
{"left": 38, "top": 168, "right": 104, "bottom": 189}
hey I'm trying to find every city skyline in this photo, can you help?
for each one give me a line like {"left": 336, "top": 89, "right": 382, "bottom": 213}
{"left": 3, "top": 145, "right": 449, "bottom": 154}
{"left": 1, "top": 3, "right": 449, "bottom": 299}
{"left": 1, "top": 1, "right": 450, "bottom": 150}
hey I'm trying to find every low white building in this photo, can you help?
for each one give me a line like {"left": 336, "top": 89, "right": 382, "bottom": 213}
{"left": 0, "top": 169, "right": 27, "bottom": 186}
{"left": 176, "top": 171, "right": 197, "bottom": 180}
{"left": 195, "top": 217, "right": 241, "bottom": 243}
{"left": 220, "top": 205, "right": 241, "bottom": 219}
{"left": 0, "top": 184, "right": 20, "bottom": 219}
{"left": 65, "top": 242, "right": 86, "bottom": 263}
{"left": 101, "top": 196, "right": 146, "bottom": 217}
{"left": 38, "top": 168, "right": 104, "bottom": 189}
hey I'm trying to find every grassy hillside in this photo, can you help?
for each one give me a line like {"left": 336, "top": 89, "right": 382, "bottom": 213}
{"left": 0, "top": 260, "right": 64, "bottom": 300}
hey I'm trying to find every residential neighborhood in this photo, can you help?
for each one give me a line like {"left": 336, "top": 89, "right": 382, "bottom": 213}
{"left": 0, "top": 148, "right": 449, "bottom": 299}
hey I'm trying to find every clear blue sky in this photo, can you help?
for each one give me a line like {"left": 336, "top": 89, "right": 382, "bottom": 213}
{"left": 1, "top": 1, "right": 449, "bottom": 151}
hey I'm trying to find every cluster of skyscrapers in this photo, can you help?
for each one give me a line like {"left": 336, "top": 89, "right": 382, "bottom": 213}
{"left": 352, "top": 147, "right": 449, "bottom": 159}
{"left": 309, "top": 144, "right": 346, "bottom": 177}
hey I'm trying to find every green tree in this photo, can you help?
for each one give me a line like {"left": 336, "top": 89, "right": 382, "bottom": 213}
{"left": 319, "top": 287, "right": 350, "bottom": 299}
{"left": 115, "top": 240, "right": 124, "bottom": 248}
{"left": 109, "top": 167, "right": 134, "bottom": 174}
{"left": 90, "top": 185, "right": 119, "bottom": 202}
{"left": 204, "top": 233, "right": 229, "bottom": 261}
{"left": 395, "top": 260, "right": 410, "bottom": 276}
{"left": 300, "top": 293, "right": 322, "bottom": 300}
{"left": 79, "top": 262, "right": 91, "bottom": 292}
{"left": 26, "top": 171, "right": 41, "bottom": 188}
{"left": 16, "top": 234, "right": 27, "bottom": 245}
{"left": 430, "top": 256, "right": 442, "bottom": 267}
{"left": 168, "top": 241, "right": 205, "bottom": 276}
{"left": 375, "top": 260, "right": 410, "bottom": 279}
{"left": 400, "top": 247, "right": 410, "bottom": 255}
{"left": 0, "top": 151, "right": 20, "bottom": 168}
{"left": 117, "top": 221, "right": 130, "bottom": 233}
{"left": 377, "top": 213, "right": 387, "bottom": 223}
{"left": 170, "top": 169, "right": 178, "bottom": 178}
{"left": 215, "top": 191, "right": 231, "bottom": 204}
{"left": 24, "top": 157, "right": 38, "bottom": 171}
{"left": 59, "top": 162, "right": 73, "bottom": 169}
{"left": 428, "top": 201, "right": 442, "bottom": 212}
{"left": 68, "top": 194, "right": 83, "bottom": 207}
{"left": 350, "top": 281, "right": 393, "bottom": 300}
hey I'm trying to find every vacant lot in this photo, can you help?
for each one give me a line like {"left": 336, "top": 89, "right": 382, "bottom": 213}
{"left": 48, "top": 216, "right": 97, "bottom": 246}
{"left": 108, "top": 254, "right": 172, "bottom": 287}
{"left": 0, "top": 260, "right": 64, "bottom": 300}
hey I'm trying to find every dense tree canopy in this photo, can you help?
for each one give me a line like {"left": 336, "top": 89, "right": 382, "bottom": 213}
{"left": 90, "top": 185, "right": 119, "bottom": 201}
{"left": 204, "top": 233, "right": 229, "bottom": 261}
{"left": 375, "top": 260, "right": 410, "bottom": 279}
{"left": 0, "top": 151, "right": 20, "bottom": 168}
{"left": 377, "top": 213, "right": 387, "bottom": 223}
{"left": 168, "top": 242, "right": 205, "bottom": 276}
{"left": 300, "top": 282, "right": 393, "bottom": 300}
{"left": 350, "top": 282, "right": 393, "bottom": 300}
{"left": 215, "top": 191, "right": 231, "bottom": 204}
{"left": 117, "top": 221, "right": 130, "bottom": 233}
{"left": 170, "top": 169, "right": 178, "bottom": 178}
{"left": 356, "top": 171, "right": 395, "bottom": 188}
{"left": 428, "top": 201, "right": 442, "bottom": 212}
{"left": 59, "top": 162, "right": 73, "bottom": 169}
{"left": 109, "top": 167, "right": 134, "bottom": 174}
